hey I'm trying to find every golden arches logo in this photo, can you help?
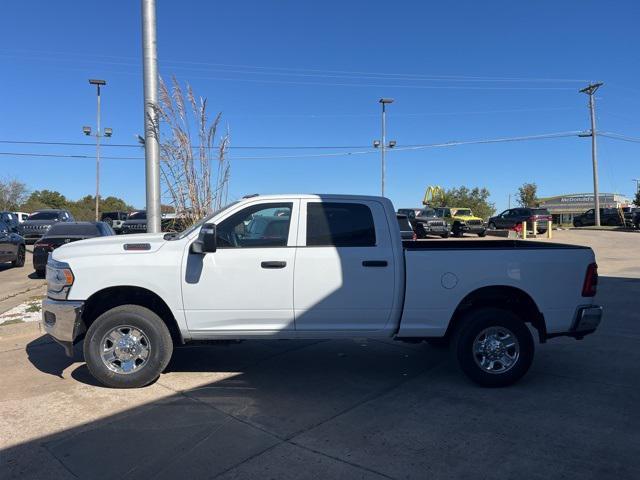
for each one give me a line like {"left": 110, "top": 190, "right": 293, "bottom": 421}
{"left": 423, "top": 185, "right": 445, "bottom": 206}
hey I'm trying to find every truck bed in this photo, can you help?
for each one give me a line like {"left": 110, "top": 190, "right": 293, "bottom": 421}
{"left": 398, "top": 239, "right": 595, "bottom": 338}
{"left": 402, "top": 239, "right": 589, "bottom": 250}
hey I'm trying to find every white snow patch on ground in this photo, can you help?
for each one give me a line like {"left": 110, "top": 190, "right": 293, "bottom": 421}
{"left": 0, "top": 300, "right": 42, "bottom": 326}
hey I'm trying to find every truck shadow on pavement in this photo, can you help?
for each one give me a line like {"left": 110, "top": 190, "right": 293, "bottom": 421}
{"left": 11, "top": 275, "right": 640, "bottom": 479}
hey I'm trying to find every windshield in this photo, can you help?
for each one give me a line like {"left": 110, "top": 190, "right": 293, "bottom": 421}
{"left": 419, "top": 208, "right": 436, "bottom": 217}
{"left": 128, "top": 211, "right": 146, "bottom": 220}
{"left": 29, "top": 211, "right": 60, "bottom": 220}
{"left": 454, "top": 209, "right": 472, "bottom": 216}
{"left": 166, "top": 201, "right": 240, "bottom": 240}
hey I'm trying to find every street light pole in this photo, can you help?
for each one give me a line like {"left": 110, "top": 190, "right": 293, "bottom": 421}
{"left": 580, "top": 82, "right": 603, "bottom": 227}
{"left": 142, "top": 0, "right": 162, "bottom": 233}
{"left": 374, "top": 98, "right": 395, "bottom": 197}
{"left": 381, "top": 101, "right": 387, "bottom": 196}
{"left": 88, "top": 79, "right": 107, "bottom": 222}
{"left": 95, "top": 83, "right": 101, "bottom": 222}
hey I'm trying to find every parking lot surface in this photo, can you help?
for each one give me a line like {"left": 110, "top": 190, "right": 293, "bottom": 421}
{"left": 0, "top": 249, "right": 46, "bottom": 314}
{"left": 1, "top": 230, "right": 638, "bottom": 479}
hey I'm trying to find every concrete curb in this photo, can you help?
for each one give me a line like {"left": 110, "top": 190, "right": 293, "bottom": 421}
{"left": 569, "top": 227, "right": 638, "bottom": 233}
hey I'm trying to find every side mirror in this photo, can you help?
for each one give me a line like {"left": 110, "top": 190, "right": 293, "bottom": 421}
{"left": 191, "top": 223, "right": 217, "bottom": 254}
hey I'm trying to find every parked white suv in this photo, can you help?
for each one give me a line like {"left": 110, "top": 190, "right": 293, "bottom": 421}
{"left": 42, "top": 194, "right": 602, "bottom": 388}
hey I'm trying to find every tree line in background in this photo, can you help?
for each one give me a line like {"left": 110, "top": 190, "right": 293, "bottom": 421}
{"left": 0, "top": 178, "right": 136, "bottom": 221}
{"left": 517, "top": 182, "right": 539, "bottom": 208}
{"left": 438, "top": 186, "right": 496, "bottom": 219}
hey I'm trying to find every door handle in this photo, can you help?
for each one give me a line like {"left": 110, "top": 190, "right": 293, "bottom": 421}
{"left": 362, "top": 260, "right": 388, "bottom": 267}
{"left": 261, "top": 261, "right": 287, "bottom": 269}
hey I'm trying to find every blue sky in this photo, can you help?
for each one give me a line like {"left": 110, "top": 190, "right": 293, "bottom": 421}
{"left": 1, "top": 0, "right": 639, "bottom": 212}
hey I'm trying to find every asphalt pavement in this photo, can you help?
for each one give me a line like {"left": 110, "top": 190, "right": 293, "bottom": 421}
{"left": 0, "top": 249, "right": 46, "bottom": 315}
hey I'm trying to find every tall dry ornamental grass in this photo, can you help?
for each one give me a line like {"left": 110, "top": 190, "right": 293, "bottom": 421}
{"left": 150, "top": 76, "right": 230, "bottom": 228}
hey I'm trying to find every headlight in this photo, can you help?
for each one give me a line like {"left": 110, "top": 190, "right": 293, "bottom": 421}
{"left": 46, "top": 259, "right": 75, "bottom": 300}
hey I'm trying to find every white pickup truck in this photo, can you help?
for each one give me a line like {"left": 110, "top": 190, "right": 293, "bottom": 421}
{"left": 42, "top": 194, "right": 602, "bottom": 388}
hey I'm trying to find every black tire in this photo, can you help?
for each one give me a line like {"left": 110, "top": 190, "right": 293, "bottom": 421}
{"left": 573, "top": 220, "right": 582, "bottom": 228}
{"left": 440, "top": 231, "right": 450, "bottom": 239}
{"left": 83, "top": 305, "right": 173, "bottom": 388}
{"left": 451, "top": 307, "right": 534, "bottom": 387}
{"left": 35, "top": 268, "right": 46, "bottom": 278}
{"left": 488, "top": 222, "right": 496, "bottom": 230}
{"left": 12, "top": 245, "right": 25, "bottom": 267}
{"left": 452, "top": 223, "right": 463, "bottom": 237}
{"left": 477, "top": 229, "right": 487, "bottom": 238}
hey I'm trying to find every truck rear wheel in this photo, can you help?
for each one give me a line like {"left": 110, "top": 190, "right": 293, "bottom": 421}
{"left": 83, "top": 305, "right": 173, "bottom": 388}
{"left": 452, "top": 307, "right": 534, "bottom": 387}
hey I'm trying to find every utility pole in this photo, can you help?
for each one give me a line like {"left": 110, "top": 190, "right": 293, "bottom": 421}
{"left": 142, "top": 0, "right": 161, "bottom": 233}
{"left": 508, "top": 193, "right": 511, "bottom": 209}
{"left": 84, "top": 79, "right": 112, "bottom": 222}
{"left": 373, "top": 98, "right": 396, "bottom": 197}
{"left": 633, "top": 178, "right": 640, "bottom": 195}
{"left": 580, "top": 82, "right": 603, "bottom": 226}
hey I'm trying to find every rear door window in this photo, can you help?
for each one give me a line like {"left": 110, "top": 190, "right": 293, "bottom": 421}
{"left": 306, "top": 202, "right": 376, "bottom": 247}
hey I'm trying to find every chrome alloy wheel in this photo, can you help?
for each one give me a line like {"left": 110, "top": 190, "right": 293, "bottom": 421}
{"left": 100, "top": 325, "right": 151, "bottom": 374}
{"left": 473, "top": 326, "right": 520, "bottom": 374}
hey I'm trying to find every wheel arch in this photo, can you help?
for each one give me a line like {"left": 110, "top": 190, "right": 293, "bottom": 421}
{"left": 445, "top": 285, "right": 547, "bottom": 343}
{"left": 81, "top": 286, "right": 184, "bottom": 346}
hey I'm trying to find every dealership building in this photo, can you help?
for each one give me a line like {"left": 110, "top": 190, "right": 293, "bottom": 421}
{"left": 537, "top": 193, "right": 633, "bottom": 225}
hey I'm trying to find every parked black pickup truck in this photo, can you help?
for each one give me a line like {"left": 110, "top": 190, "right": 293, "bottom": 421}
{"left": 18, "top": 209, "right": 75, "bottom": 243}
{"left": 32, "top": 221, "right": 114, "bottom": 276}
{"left": 488, "top": 208, "right": 552, "bottom": 234}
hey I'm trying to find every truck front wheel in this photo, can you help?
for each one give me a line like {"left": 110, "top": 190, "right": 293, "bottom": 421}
{"left": 452, "top": 308, "right": 534, "bottom": 387}
{"left": 83, "top": 305, "right": 173, "bottom": 388}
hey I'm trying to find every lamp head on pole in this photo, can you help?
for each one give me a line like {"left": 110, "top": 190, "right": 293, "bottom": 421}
{"left": 89, "top": 79, "right": 106, "bottom": 86}
{"left": 82, "top": 126, "right": 92, "bottom": 136}
{"left": 104, "top": 128, "right": 113, "bottom": 137}
{"left": 379, "top": 98, "right": 394, "bottom": 104}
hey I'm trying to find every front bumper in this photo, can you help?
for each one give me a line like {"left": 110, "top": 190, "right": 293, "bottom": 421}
{"left": 460, "top": 224, "right": 486, "bottom": 233}
{"left": 22, "top": 233, "right": 45, "bottom": 242}
{"left": 547, "top": 305, "right": 603, "bottom": 340}
{"left": 423, "top": 224, "right": 449, "bottom": 234}
{"left": 41, "top": 298, "right": 86, "bottom": 357}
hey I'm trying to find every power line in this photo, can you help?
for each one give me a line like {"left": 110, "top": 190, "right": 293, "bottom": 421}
{"left": 600, "top": 132, "right": 640, "bottom": 143}
{"left": 3, "top": 130, "right": 638, "bottom": 155}
{"left": 0, "top": 131, "right": 593, "bottom": 161}
{"left": 0, "top": 49, "right": 589, "bottom": 83}
{"left": 0, "top": 140, "right": 371, "bottom": 150}
{"left": 3, "top": 130, "right": 638, "bottom": 163}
